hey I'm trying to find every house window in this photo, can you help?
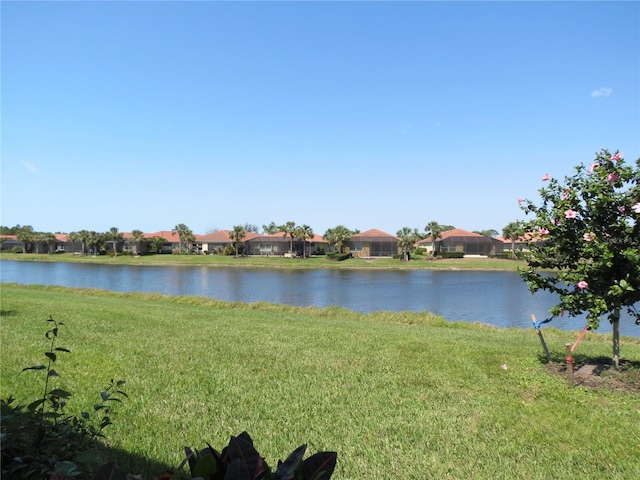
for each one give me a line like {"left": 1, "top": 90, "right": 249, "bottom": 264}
{"left": 351, "top": 243, "right": 363, "bottom": 252}
{"left": 259, "top": 244, "right": 273, "bottom": 253}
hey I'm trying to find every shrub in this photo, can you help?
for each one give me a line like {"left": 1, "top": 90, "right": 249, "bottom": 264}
{"left": 439, "top": 252, "right": 464, "bottom": 259}
{"left": 1, "top": 317, "right": 127, "bottom": 480}
{"left": 164, "top": 431, "right": 337, "bottom": 480}
{"left": 327, "top": 253, "right": 351, "bottom": 261}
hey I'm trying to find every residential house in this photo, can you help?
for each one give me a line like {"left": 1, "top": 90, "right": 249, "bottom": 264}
{"left": 497, "top": 233, "right": 538, "bottom": 254}
{"left": 197, "top": 230, "right": 260, "bottom": 255}
{"left": 418, "top": 229, "right": 504, "bottom": 256}
{"left": 244, "top": 232, "right": 327, "bottom": 257}
{"left": 345, "top": 229, "right": 400, "bottom": 257}
{"left": 0, "top": 235, "right": 20, "bottom": 252}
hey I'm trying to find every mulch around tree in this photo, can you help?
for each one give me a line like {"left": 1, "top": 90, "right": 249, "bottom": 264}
{"left": 547, "top": 359, "right": 640, "bottom": 393}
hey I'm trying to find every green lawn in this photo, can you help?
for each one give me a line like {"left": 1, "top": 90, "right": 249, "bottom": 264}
{"left": 0, "top": 252, "right": 525, "bottom": 271}
{"left": 1, "top": 284, "right": 639, "bottom": 479}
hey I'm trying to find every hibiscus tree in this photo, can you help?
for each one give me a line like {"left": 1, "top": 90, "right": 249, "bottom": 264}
{"left": 519, "top": 149, "right": 640, "bottom": 367}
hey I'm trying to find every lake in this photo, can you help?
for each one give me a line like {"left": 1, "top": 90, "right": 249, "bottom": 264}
{"left": 1, "top": 260, "right": 638, "bottom": 337}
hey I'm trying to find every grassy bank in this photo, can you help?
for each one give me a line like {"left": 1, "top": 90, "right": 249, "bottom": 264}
{"left": 1, "top": 284, "right": 639, "bottom": 479}
{"left": 0, "top": 252, "right": 525, "bottom": 271}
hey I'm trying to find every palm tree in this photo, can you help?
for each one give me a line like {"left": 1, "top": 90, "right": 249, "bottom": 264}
{"left": 396, "top": 227, "right": 423, "bottom": 261}
{"left": 474, "top": 229, "right": 499, "bottom": 238}
{"left": 229, "top": 225, "right": 246, "bottom": 257}
{"left": 86, "top": 231, "right": 103, "bottom": 255}
{"left": 41, "top": 232, "right": 57, "bottom": 254}
{"left": 67, "top": 231, "right": 80, "bottom": 254}
{"left": 323, "top": 225, "right": 354, "bottom": 254}
{"left": 105, "top": 227, "right": 123, "bottom": 255}
{"left": 279, "top": 221, "right": 297, "bottom": 257}
{"left": 262, "top": 222, "right": 279, "bottom": 235}
{"left": 16, "top": 226, "right": 35, "bottom": 253}
{"left": 502, "top": 221, "right": 525, "bottom": 259}
{"left": 172, "top": 224, "right": 194, "bottom": 254}
{"left": 295, "top": 224, "right": 314, "bottom": 258}
{"left": 424, "top": 221, "right": 443, "bottom": 257}
{"left": 131, "top": 229, "right": 145, "bottom": 255}
{"left": 77, "top": 230, "right": 91, "bottom": 255}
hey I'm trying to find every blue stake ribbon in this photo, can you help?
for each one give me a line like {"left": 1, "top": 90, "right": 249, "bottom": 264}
{"left": 533, "top": 317, "right": 553, "bottom": 331}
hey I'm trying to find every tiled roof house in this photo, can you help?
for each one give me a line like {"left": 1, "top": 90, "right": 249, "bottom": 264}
{"left": 346, "top": 228, "right": 400, "bottom": 257}
{"left": 418, "top": 228, "right": 503, "bottom": 256}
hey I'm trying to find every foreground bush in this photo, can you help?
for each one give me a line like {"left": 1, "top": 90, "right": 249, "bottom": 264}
{"left": 162, "top": 431, "right": 336, "bottom": 480}
{"left": 1, "top": 317, "right": 127, "bottom": 480}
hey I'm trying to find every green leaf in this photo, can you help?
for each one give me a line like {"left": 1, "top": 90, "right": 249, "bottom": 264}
{"left": 45, "top": 352, "right": 57, "bottom": 362}
{"left": 192, "top": 455, "right": 217, "bottom": 479}
{"left": 48, "top": 369, "right": 60, "bottom": 377}
{"left": 55, "top": 347, "right": 71, "bottom": 353}
{"left": 100, "top": 391, "right": 111, "bottom": 401}
{"left": 27, "top": 398, "right": 46, "bottom": 412}
{"left": 49, "top": 388, "right": 72, "bottom": 398}
{"left": 22, "top": 365, "right": 46, "bottom": 371}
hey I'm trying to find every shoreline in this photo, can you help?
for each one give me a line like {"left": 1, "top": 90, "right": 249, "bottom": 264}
{"left": 0, "top": 252, "right": 525, "bottom": 272}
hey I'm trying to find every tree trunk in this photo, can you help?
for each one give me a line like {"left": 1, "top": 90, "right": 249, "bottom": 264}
{"left": 612, "top": 306, "right": 620, "bottom": 368}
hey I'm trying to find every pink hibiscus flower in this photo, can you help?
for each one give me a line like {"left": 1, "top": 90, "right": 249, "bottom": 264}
{"left": 577, "top": 281, "right": 588, "bottom": 290}
{"left": 564, "top": 209, "right": 578, "bottom": 219}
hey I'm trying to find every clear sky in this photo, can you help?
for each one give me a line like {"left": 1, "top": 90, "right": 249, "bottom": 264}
{"left": 2, "top": 1, "right": 638, "bottom": 236}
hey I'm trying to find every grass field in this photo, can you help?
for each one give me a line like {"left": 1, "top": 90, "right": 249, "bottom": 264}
{"left": 1, "top": 284, "right": 639, "bottom": 479}
{"left": 0, "top": 252, "right": 525, "bottom": 271}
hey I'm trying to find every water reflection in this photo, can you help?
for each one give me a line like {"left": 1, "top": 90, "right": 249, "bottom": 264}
{"left": 1, "top": 260, "right": 637, "bottom": 337}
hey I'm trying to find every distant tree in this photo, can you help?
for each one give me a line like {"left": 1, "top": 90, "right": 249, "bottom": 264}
{"left": 323, "top": 225, "right": 354, "bottom": 254}
{"left": 229, "top": 225, "right": 246, "bottom": 257}
{"left": 67, "top": 231, "right": 80, "bottom": 254}
{"left": 86, "top": 231, "right": 104, "bottom": 255}
{"left": 105, "top": 227, "right": 123, "bottom": 254}
{"left": 474, "top": 229, "right": 499, "bottom": 238}
{"left": 279, "top": 221, "right": 297, "bottom": 257}
{"left": 502, "top": 221, "right": 525, "bottom": 259}
{"left": 41, "top": 232, "right": 57, "bottom": 254}
{"left": 131, "top": 229, "right": 145, "bottom": 255}
{"left": 243, "top": 223, "right": 259, "bottom": 234}
{"left": 424, "top": 221, "right": 444, "bottom": 257}
{"left": 519, "top": 149, "right": 640, "bottom": 367}
{"left": 396, "top": 227, "right": 423, "bottom": 261}
{"left": 262, "top": 222, "right": 279, "bottom": 235}
{"left": 172, "top": 224, "right": 195, "bottom": 254}
{"left": 150, "top": 236, "right": 165, "bottom": 254}
{"left": 76, "top": 230, "right": 91, "bottom": 255}
{"left": 16, "top": 226, "right": 35, "bottom": 253}
{"left": 295, "top": 224, "right": 314, "bottom": 258}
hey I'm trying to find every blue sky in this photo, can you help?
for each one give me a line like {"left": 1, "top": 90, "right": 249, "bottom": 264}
{"left": 2, "top": 1, "right": 638, "bottom": 236}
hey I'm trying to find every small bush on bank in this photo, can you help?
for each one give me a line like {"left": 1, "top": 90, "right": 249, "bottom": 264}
{"left": 437, "top": 251, "right": 465, "bottom": 259}
{"left": 327, "top": 252, "right": 351, "bottom": 261}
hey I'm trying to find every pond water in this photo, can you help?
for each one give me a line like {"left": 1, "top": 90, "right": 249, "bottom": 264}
{"left": 1, "top": 260, "right": 638, "bottom": 337}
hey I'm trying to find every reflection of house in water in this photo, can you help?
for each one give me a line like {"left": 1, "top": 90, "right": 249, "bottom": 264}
{"left": 346, "top": 229, "right": 400, "bottom": 257}
{"left": 418, "top": 229, "right": 504, "bottom": 256}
